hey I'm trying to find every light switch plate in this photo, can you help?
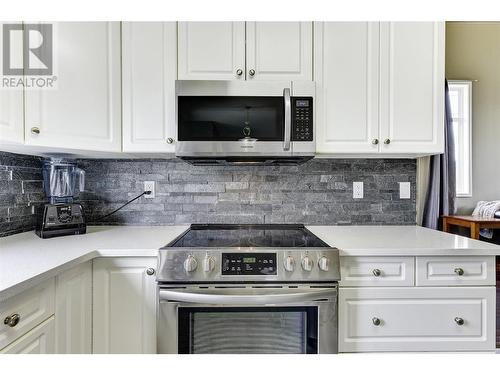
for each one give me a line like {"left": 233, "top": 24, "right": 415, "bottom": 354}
{"left": 399, "top": 182, "right": 411, "bottom": 199}
{"left": 353, "top": 181, "right": 363, "bottom": 199}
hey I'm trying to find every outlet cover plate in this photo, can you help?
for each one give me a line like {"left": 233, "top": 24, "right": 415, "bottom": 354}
{"left": 353, "top": 181, "right": 363, "bottom": 199}
{"left": 144, "top": 181, "right": 155, "bottom": 199}
{"left": 399, "top": 182, "right": 411, "bottom": 199}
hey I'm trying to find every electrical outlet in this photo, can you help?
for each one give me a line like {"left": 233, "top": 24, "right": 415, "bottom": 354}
{"left": 399, "top": 182, "right": 411, "bottom": 199}
{"left": 144, "top": 181, "right": 155, "bottom": 199}
{"left": 353, "top": 181, "right": 363, "bottom": 199}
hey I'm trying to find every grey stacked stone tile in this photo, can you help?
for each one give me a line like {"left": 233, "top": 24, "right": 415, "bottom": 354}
{"left": 76, "top": 157, "right": 416, "bottom": 226}
{"left": 0, "top": 152, "right": 45, "bottom": 237}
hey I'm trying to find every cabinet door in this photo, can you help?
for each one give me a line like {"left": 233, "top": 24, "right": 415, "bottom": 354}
{"left": 178, "top": 22, "right": 245, "bottom": 80}
{"left": 0, "top": 22, "right": 24, "bottom": 145}
{"left": 122, "top": 22, "right": 177, "bottom": 153}
{"left": 25, "top": 22, "right": 121, "bottom": 152}
{"left": 55, "top": 262, "right": 92, "bottom": 354}
{"left": 379, "top": 22, "right": 445, "bottom": 154}
{"left": 93, "top": 257, "right": 157, "bottom": 354}
{"left": 314, "top": 22, "right": 380, "bottom": 154}
{"left": 0, "top": 316, "right": 55, "bottom": 354}
{"left": 246, "top": 22, "right": 312, "bottom": 81}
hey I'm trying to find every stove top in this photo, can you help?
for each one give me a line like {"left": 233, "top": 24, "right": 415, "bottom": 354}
{"left": 165, "top": 224, "right": 329, "bottom": 248}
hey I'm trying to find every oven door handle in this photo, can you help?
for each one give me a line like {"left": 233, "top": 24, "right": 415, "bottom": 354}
{"left": 159, "top": 288, "right": 336, "bottom": 305}
{"left": 283, "top": 87, "right": 291, "bottom": 152}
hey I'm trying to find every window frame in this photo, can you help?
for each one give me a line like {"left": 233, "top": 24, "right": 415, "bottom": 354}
{"left": 448, "top": 79, "right": 473, "bottom": 198}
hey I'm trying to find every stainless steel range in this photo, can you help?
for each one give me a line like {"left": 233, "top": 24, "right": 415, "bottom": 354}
{"left": 157, "top": 224, "right": 340, "bottom": 354}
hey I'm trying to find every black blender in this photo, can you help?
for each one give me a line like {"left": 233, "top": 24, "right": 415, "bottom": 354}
{"left": 36, "top": 159, "right": 87, "bottom": 238}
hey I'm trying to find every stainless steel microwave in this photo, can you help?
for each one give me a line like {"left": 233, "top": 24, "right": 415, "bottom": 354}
{"left": 175, "top": 80, "right": 316, "bottom": 165}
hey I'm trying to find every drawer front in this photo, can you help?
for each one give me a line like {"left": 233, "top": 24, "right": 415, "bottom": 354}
{"left": 340, "top": 257, "right": 414, "bottom": 286}
{"left": 0, "top": 316, "right": 55, "bottom": 354}
{"left": 339, "top": 287, "right": 496, "bottom": 352}
{"left": 416, "top": 256, "right": 495, "bottom": 286}
{"left": 0, "top": 278, "right": 55, "bottom": 350}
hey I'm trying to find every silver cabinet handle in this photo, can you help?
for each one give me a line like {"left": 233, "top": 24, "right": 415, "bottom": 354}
{"left": 283, "top": 88, "right": 291, "bottom": 152}
{"left": 372, "top": 269, "right": 381, "bottom": 277}
{"left": 372, "top": 139, "right": 379, "bottom": 145}
{"left": 454, "top": 317, "right": 464, "bottom": 326}
{"left": 384, "top": 138, "right": 391, "bottom": 145}
{"left": 31, "top": 127, "right": 40, "bottom": 135}
{"left": 4, "top": 313, "right": 20, "bottom": 327}
{"left": 236, "top": 68, "right": 243, "bottom": 76}
{"left": 249, "top": 69, "right": 255, "bottom": 77}
{"left": 166, "top": 138, "right": 174, "bottom": 144}
{"left": 146, "top": 268, "right": 155, "bottom": 276}
{"left": 454, "top": 268, "right": 464, "bottom": 276}
{"left": 372, "top": 317, "right": 381, "bottom": 326}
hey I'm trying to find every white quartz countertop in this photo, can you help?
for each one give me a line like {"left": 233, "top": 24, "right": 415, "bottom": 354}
{"left": 1, "top": 224, "right": 500, "bottom": 301}
{"left": 306, "top": 225, "right": 500, "bottom": 256}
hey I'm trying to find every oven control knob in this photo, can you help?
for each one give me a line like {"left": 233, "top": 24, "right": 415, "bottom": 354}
{"left": 284, "top": 256, "right": 295, "bottom": 272}
{"left": 301, "top": 256, "right": 313, "bottom": 272}
{"left": 318, "top": 256, "right": 329, "bottom": 271}
{"left": 203, "top": 255, "right": 215, "bottom": 273}
{"left": 183, "top": 255, "right": 198, "bottom": 273}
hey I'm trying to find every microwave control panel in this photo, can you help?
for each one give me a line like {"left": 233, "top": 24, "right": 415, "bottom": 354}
{"left": 291, "top": 97, "right": 313, "bottom": 142}
{"left": 222, "top": 253, "right": 277, "bottom": 276}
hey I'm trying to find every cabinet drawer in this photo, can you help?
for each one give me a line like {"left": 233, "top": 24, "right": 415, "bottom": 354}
{"left": 0, "top": 278, "right": 55, "bottom": 350}
{"left": 416, "top": 256, "right": 495, "bottom": 286}
{"left": 0, "top": 316, "right": 55, "bottom": 354}
{"left": 340, "top": 257, "right": 414, "bottom": 286}
{"left": 339, "top": 287, "right": 496, "bottom": 352}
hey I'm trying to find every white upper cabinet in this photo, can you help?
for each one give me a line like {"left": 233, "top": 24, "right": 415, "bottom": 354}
{"left": 315, "top": 21, "right": 444, "bottom": 156}
{"left": 379, "top": 22, "right": 445, "bottom": 154}
{"left": 24, "top": 22, "right": 122, "bottom": 152}
{"left": 178, "top": 22, "right": 245, "bottom": 81}
{"left": 122, "top": 22, "right": 177, "bottom": 153}
{"left": 315, "top": 22, "right": 380, "bottom": 154}
{"left": 0, "top": 22, "right": 24, "bottom": 145}
{"left": 246, "top": 22, "right": 312, "bottom": 81}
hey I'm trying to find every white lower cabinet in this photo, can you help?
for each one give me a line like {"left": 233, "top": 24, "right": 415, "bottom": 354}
{"left": 339, "top": 286, "right": 496, "bottom": 352}
{"left": 55, "top": 262, "right": 92, "bottom": 354}
{"left": 0, "top": 316, "right": 55, "bottom": 354}
{"left": 92, "top": 257, "right": 157, "bottom": 354}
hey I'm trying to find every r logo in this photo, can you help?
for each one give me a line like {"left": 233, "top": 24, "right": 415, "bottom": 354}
{"left": 3, "top": 24, "right": 53, "bottom": 76}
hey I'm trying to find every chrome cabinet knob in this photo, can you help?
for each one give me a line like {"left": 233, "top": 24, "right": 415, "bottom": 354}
{"left": 372, "top": 139, "right": 379, "bottom": 145}
{"left": 146, "top": 268, "right": 155, "bottom": 276}
{"left": 203, "top": 255, "right": 215, "bottom": 273}
{"left": 249, "top": 69, "right": 255, "bottom": 77}
{"left": 372, "top": 317, "right": 381, "bottom": 326}
{"left": 236, "top": 68, "right": 243, "bottom": 76}
{"left": 372, "top": 269, "right": 381, "bottom": 277}
{"left": 166, "top": 138, "right": 174, "bottom": 144}
{"left": 384, "top": 138, "right": 391, "bottom": 145}
{"left": 454, "top": 317, "right": 465, "bottom": 326}
{"left": 318, "top": 256, "right": 329, "bottom": 271}
{"left": 454, "top": 268, "right": 464, "bottom": 276}
{"left": 31, "top": 127, "right": 40, "bottom": 135}
{"left": 184, "top": 255, "right": 198, "bottom": 273}
{"left": 284, "top": 256, "right": 295, "bottom": 272}
{"left": 4, "top": 313, "right": 20, "bottom": 327}
{"left": 301, "top": 256, "right": 313, "bottom": 272}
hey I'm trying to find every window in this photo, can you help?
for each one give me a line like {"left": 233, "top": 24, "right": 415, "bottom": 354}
{"left": 448, "top": 80, "right": 472, "bottom": 197}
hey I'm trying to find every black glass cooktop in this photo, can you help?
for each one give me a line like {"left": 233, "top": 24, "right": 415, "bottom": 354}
{"left": 165, "top": 224, "right": 329, "bottom": 248}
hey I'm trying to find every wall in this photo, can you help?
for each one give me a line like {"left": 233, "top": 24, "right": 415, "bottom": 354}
{"left": 77, "top": 158, "right": 416, "bottom": 226}
{"left": 0, "top": 152, "right": 45, "bottom": 237}
{"left": 446, "top": 22, "right": 500, "bottom": 214}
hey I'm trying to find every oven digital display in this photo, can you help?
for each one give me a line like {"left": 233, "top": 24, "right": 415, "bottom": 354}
{"left": 295, "top": 100, "right": 309, "bottom": 107}
{"left": 222, "top": 253, "right": 277, "bottom": 275}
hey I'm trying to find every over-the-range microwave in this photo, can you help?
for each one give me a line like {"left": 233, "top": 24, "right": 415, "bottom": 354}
{"left": 175, "top": 80, "right": 315, "bottom": 165}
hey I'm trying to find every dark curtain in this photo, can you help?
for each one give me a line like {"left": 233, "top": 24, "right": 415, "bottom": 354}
{"left": 422, "top": 80, "right": 457, "bottom": 229}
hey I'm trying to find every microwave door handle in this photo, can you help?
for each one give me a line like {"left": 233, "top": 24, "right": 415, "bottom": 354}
{"left": 283, "top": 88, "right": 291, "bottom": 151}
{"left": 159, "top": 288, "right": 335, "bottom": 305}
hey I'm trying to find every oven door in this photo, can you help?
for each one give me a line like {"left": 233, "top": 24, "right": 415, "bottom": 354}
{"left": 158, "top": 286, "right": 337, "bottom": 354}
